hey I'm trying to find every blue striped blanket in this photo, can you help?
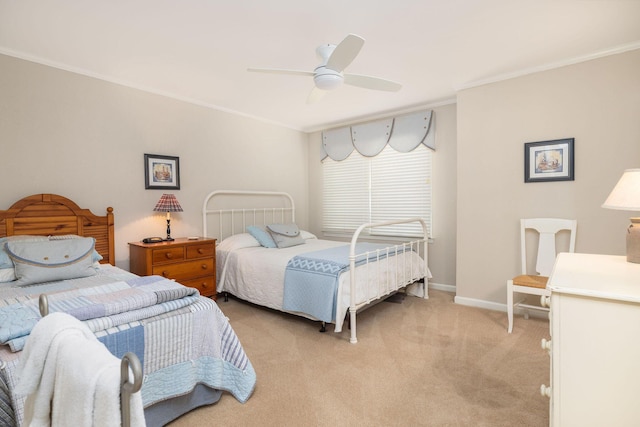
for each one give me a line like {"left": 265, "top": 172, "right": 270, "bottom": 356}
{"left": 0, "top": 275, "right": 199, "bottom": 352}
{"left": 283, "top": 243, "right": 406, "bottom": 322}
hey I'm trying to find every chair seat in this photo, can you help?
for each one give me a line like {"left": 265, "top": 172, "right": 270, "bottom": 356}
{"left": 512, "top": 274, "right": 548, "bottom": 289}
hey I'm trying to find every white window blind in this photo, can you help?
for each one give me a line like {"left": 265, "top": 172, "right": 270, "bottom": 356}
{"left": 323, "top": 144, "right": 432, "bottom": 238}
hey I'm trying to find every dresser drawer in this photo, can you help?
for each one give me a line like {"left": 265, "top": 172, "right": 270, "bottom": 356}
{"left": 186, "top": 243, "right": 215, "bottom": 259}
{"left": 182, "top": 276, "right": 216, "bottom": 297}
{"left": 153, "top": 258, "right": 214, "bottom": 281}
{"left": 152, "top": 247, "right": 185, "bottom": 264}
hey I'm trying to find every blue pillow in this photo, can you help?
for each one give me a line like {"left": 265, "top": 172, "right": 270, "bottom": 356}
{"left": 6, "top": 237, "right": 98, "bottom": 286}
{"left": 267, "top": 223, "right": 305, "bottom": 248}
{"left": 246, "top": 226, "right": 277, "bottom": 248}
{"left": 0, "top": 236, "right": 49, "bottom": 269}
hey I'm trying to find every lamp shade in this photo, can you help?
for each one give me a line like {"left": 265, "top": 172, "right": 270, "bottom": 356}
{"left": 602, "top": 169, "right": 640, "bottom": 211}
{"left": 153, "top": 194, "right": 183, "bottom": 212}
{"left": 602, "top": 168, "right": 640, "bottom": 263}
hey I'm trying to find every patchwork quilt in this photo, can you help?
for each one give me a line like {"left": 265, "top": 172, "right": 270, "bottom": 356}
{"left": 0, "top": 267, "right": 256, "bottom": 426}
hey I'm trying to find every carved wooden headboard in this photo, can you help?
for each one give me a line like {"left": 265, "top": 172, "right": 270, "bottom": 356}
{"left": 0, "top": 194, "right": 115, "bottom": 265}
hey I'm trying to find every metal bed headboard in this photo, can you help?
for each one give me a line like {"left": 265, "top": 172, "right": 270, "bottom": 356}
{"left": 202, "top": 190, "right": 295, "bottom": 240}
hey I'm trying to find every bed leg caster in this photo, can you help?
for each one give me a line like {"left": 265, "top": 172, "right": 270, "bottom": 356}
{"left": 319, "top": 322, "right": 326, "bottom": 333}
{"left": 224, "top": 292, "right": 229, "bottom": 302}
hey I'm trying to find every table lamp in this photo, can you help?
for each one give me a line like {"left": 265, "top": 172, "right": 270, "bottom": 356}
{"left": 153, "top": 194, "right": 183, "bottom": 241}
{"left": 602, "top": 169, "right": 640, "bottom": 263}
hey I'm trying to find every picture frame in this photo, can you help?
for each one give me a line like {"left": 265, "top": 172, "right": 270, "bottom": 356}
{"left": 144, "top": 154, "right": 180, "bottom": 190}
{"left": 524, "top": 138, "right": 574, "bottom": 183}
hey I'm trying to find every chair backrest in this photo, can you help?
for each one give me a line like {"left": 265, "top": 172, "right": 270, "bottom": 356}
{"left": 520, "top": 218, "right": 577, "bottom": 276}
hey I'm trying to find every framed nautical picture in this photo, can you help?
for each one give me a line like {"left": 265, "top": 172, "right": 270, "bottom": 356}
{"left": 144, "top": 154, "right": 180, "bottom": 190}
{"left": 524, "top": 138, "right": 574, "bottom": 183}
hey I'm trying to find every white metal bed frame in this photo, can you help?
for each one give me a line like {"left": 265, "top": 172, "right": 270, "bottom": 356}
{"left": 202, "top": 190, "right": 428, "bottom": 343}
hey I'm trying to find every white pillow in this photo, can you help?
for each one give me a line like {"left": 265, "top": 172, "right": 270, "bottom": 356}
{"left": 300, "top": 230, "right": 317, "bottom": 240}
{"left": 216, "top": 233, "right": 261, "bottom": 252}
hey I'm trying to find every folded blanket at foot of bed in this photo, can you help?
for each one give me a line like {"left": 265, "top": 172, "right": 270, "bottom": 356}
{"left": 283, "top": 243, "right": 410, "bottom": 322}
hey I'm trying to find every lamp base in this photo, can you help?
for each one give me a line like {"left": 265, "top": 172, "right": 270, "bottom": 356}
{"left": 627, "top": 218, "right": 640, "bottom": 263}
{"left": 165, "top": 219, "right": 174, "bottom": 242}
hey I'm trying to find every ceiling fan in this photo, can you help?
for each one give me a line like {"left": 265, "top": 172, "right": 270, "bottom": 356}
{"left": 247, "top": 34, "right": 402, "bottom": 103}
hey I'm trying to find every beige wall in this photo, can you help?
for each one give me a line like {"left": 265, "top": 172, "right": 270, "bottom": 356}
{"left": 307, "top": 103, "right": 459, "bottom": 289}
{"left": 4, "top": 48, "right": 638, "bottom": 306}
{"left": 0, "top": 54, "right": 310, "bottom": 269}
{"left": 456, "top": 49, "right": 640, "bottom": 309}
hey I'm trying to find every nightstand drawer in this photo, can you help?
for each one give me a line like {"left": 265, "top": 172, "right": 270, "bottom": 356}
{"left": 153, "top": 258, "right": 214, "bottom": 281}
{"left": 152, "top": 247, "right": 185, "bottom": 264}
{"left": 182, "top": 276, "right": 216, "bottom": 297}
{"left": 129, "top": 237, "right": 217, "bottom": 300}
{"left": 186, "top": 243, "right": 215, "bottom": 259}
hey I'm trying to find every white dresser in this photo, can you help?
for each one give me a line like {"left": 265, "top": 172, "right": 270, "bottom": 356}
{"left": 543, "top": 253, "right": 640, "bottom": 427}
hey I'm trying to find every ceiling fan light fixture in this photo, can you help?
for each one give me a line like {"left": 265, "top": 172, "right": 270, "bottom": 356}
{"left": 314, "top": 73, "right": 343, "bottom": 90}
{"left": 249, "top": 33, "right": 401, "bottom": 100}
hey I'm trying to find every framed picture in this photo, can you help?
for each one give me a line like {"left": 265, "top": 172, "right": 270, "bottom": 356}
{"left": 524, "top": 138, "right": 574, "bottom": 183}
{"left": 144, "top": 154, "right": 180, "bottom": 190}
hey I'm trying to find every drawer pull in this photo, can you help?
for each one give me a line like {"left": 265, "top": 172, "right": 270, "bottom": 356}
{"left": 201, "top": 281, "right": 208, "bottom": 288}
{"left": 540, "top": 295, "right": 551, "bottom": 308}
{"left": 198, "top": 248, "right": 204, "bottom": 254}
{"left": 165, "top": 253, "right": 173, "bottom": 259}
{"left": 540, "top": 384, "right": 551, "bottom": 398}
{"left": 162, "top": 271, "right": 169, "bottom": 277}
{"left": 201, "top": 264, "right": 208, "bottom": 270}
{"left": 541, "top": 338, "right": 551, "bottom": 353}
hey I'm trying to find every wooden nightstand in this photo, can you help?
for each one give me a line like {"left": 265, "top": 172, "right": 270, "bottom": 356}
{"left": 129, "top": 237, "right": 217, "bottom": 299}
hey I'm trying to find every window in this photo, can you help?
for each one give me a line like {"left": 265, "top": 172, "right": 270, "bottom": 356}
{"left": 322, "top": 144, "right": 432, "bottom": 238}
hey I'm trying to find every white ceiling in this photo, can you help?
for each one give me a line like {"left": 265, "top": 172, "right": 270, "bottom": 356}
{"left": 1, "top": 1, "right": 640, "bottom": 133}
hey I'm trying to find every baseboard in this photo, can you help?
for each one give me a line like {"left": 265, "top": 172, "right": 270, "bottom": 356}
{"left": 428, "top": 282, "right": 456, "bottom": 293}
{"left": 453, "top": 295, "right": 549, "bottom": 319}
{"left": 454, "top": 296, "right": 505, "bottom": 312}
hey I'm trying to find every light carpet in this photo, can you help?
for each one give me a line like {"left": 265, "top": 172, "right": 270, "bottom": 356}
{"left": 168, "top": 289, "right": 549, "bottom": 426}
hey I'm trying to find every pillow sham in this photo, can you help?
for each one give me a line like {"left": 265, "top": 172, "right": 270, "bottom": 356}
{"left": 267, "top": 223, "right": 305, "bottom": 248}
{"left": 246, "top": 225, "right": 277, "bottom": 248}
{"left": 216, "top": 233, "right": 261, "bottom": 252}
{"left": 0, "top": 236, "right": 49, "bottom": 269}
{"left": 48, "top": 234, "right": 104, "bottom": 263}
{"left": 6, "top": 237, "right": 98, "bottom": 286}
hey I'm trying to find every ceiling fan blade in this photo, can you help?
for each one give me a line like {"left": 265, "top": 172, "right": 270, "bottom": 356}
{"left": 343, "top": 73, "right": 402, "bottom": 92}
{"left": 247, "top": 67, "right": 314, "bottom": 77}
{"left": 326, "top": 34, "right": 365, "bottom": 72}
{"left": 306, "top": 86, "right": 326, "bottom": 104}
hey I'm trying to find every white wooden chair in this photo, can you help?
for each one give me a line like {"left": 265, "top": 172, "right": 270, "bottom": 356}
{"left": 507, "top": 218, "right": 577, "bottom": 333}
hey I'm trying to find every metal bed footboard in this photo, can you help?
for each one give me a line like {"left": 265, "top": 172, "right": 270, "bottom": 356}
{"left": 38, "top": 295, "right": 143, "bottom": 427}
{"left": 348, "top": 218, "right": 428, "bottom": 344}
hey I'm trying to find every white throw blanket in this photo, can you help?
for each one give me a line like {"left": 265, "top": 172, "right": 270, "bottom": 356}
{"left": 15, "top": 312, "right": 145, "bottom": 427}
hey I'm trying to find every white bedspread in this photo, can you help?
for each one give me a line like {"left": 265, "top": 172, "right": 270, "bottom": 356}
{"left": 217, "top": 239, "right": 427, "bottom": 332}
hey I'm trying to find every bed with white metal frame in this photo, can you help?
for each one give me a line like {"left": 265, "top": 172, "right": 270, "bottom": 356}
{"left": 202, "top": 190, "right": 429, "bottom": 343}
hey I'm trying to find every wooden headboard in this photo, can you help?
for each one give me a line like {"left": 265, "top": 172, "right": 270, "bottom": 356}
{"left": 0, "top": 194, "right": 115, "bottom": 265}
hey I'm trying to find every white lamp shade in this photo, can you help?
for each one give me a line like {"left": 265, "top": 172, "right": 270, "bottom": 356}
{"left": 602, "top": 169, "right": 640, "bottom": 211}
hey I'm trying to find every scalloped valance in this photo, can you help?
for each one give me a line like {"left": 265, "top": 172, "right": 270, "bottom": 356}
{"left": 321, "top": 110, "right": 434, "bottom": 161}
